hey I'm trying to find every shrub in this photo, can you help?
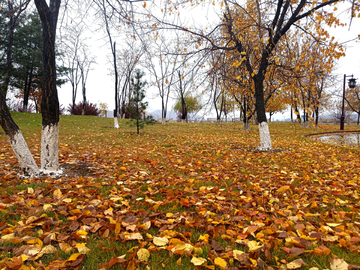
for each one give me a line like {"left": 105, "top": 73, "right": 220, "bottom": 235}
{"left": 67, "top": 102, "right": 100, "bottom": 116}
{"left": 11, "top": 101, "right": 35, "bottom": 113}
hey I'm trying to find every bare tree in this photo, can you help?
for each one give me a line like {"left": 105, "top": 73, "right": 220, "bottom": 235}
{"left": 60, "top": 25, "right": 83, "bottom": 114}
{"left": 78, "top": 46, "right": 96, "bottom": 115}
{"left": 116, "top": 43, "right": 144, "bottom": 119}
{"left": 142, "top": 34, "right": 179, "bottom": 124}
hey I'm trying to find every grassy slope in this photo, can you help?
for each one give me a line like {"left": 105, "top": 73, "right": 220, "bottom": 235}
{"left": 0, "top": 112, "right": 360, "bottom": 269}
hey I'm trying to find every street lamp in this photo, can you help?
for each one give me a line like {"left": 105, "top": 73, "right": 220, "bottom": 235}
{"left": 340, "top": 74, "right": 357, "bottom": 130}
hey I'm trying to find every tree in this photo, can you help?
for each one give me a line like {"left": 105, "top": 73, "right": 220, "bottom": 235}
{"left": 10, "top": 11, "right": 43, "bottom": 113}
{"left": 345, "top": 85, "right": 360, "bottom": 125}
{"left": 99, "top": 102, "right": 108, "bottom": 117}
{"left": 0, "top": 0, "right": 62, "bottom": 175}
{"left": 93, "top": 0, "right": 123, "bottom": 128}
{"left": 0, "top": 0, "right": 31, "bottom": 96}
{"left": 173, "top": 94, "right": 202, "bottom": 121}
{"left": 0, "top": 0, "right": 39, "bottom": 175}
{"left": 35, "top": 0, "right": 62, "bottom": 172}
{"left": 153, "top": 0, "right": 354, "bottom": 150}
{"left": 79, "top": 47, "right": 96, "bottom": 115}
{"left": 59, "top": 24, "right": 83, "bottom": 115}
{"left": 116, "top": 43, "right": 144, "bottom": 119}
{"left": 125, "top": 69, "right": 155, "bottom": 134}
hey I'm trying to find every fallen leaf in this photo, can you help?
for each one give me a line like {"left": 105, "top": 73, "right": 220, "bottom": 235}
{"left": 330, "top": 258, "right": 349, "bottom": 270}
{"left": 190, "top": 257, "right": 207, "bottom": 266}
{"left": 137, "top": 248, "right": 150, "bottom": 262}
{"left": 287, "top": 259, "right": 306, "bottom": 269}
{"left": 214, "top": 257, "right": 227, "bottom": 269}
{"left": 153, "top": 236, "right": 169, "bottom": 246}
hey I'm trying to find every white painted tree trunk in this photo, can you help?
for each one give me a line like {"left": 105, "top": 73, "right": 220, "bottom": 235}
{"left": 114, "top": 117, "right": 119, "bottom": 129}
{"left": 161, "top": 118, "right": 166, "bottom": 125}
{"left": 41, "top": 124, "right": 59, "bottom": 172}
{"left": 243, "top": 122, "right": 250, "bottom": 130}
{"left": 9, "top": 131, "right": 39, "bottom": 176}
{"left": 258, "top": 122, "right": 272, "bottom": 150}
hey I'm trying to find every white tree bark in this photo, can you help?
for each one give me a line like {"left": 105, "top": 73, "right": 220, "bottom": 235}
{"left": 9, "top": 131, "right": 39, "bottom": 176}
{"left": 243, "top": 122, "right": 250, "bottom": 130}
{"left": 258, "top": 122, "right": 272, "bottom": 150}
{"left": 41, "top": 124, "right": 59, "bottom": 172}
{"left": 161, "top": 118, "right": 166, "bottom": 125}
{"left": 114, "top": 117, "right": 119, "bottom": 129}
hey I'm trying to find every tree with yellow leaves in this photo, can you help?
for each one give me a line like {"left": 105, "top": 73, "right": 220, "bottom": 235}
{"left": 152, "top": 0, "right": 356, "bottom": 149}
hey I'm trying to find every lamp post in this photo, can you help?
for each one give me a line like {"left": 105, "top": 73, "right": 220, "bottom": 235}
{"left": 340, "top": 74, "right": 357, "bottom": 130}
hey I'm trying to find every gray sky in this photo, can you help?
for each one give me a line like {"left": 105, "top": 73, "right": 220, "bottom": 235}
{"left": 57, "top": 5, "right": 360, "bottom": 120}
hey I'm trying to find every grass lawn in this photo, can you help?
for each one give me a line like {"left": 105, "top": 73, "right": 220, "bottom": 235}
{"left": 1, "top": 112, "right": 360, "bottom": 270}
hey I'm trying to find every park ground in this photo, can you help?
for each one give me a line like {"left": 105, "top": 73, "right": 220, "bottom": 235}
{"left": 1, "top": 112, "right": 360, "bottom": 270}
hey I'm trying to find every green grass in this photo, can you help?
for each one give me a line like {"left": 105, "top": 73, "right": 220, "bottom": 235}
{"left": 1, "top": 113, "right": 360, "bottom": 269}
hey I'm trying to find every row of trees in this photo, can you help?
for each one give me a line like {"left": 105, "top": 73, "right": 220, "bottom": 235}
{"left": 0, "top": 0, "right": 359, "bottom": 175}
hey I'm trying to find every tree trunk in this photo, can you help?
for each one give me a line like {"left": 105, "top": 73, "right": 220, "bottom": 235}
{"left": 0, "top": 0, "right": 38, "bottom": 175}
{"left": 254, "top": 76, "right": 271, "bottom": 150}
{"left": 294, "top": 104, "right": 301, "bottom": 123}
{"left": 113, "top": 42, "right": 119, "bottom": 128}
{"left": 243, "top": 98, "right": 250, "bottom": 130}
{"left": 23, "top": 69, "right": 33, "bottom": 113}
{"left": 315, "top": 107, "right": 319, "bottom": 132}
{"left": 35, "top": 0, "right": 61, "bottom": 172}
{"left": 0, "top": 92, "right": 39, "bottom": 175}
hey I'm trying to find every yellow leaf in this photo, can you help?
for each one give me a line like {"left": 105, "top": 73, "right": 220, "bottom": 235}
{"left": 198, "top": 234, "right": 209, "bottom": 243}
{"left": 75, "top": 243, "right": 90, "bottom": 254}
{"left": 43, "top": 204, "right": 52, "bottom": 212}
{"left": 1, "top": 233, "right": 15, "bottom": 241}
{"left": 125, "top": 232, "right": 143, "bottom": 240}
{"left": 68, "top": 253, "right": 82, "bottom": 261}
{"left": 177, "top": 257, "right": 182, "bottom": 265}
{"left": 247, "top": 241, "right": 263, "bottom": 251}
{"left": 277, "top": 185, "right": 290, "bottom": 194}
{"left": 214, "top": 257, "right": 227, "bottom": 269}
{"left": 190, "top": 257, "right": 207, "bottom": 266}
{"left": 137, "top": 248, "right": 150, "bottom": 262}
{"left": 53, "top": 189, "right": 62, "bottom": 199}
{"left": 27, "top": 238, "right": 43, "bottom": 248}
{"left": 76, "top": 230, "right": 88, "bottom": 237}
{"left": 153, "top": 236, "right": 169, "bottom": 246}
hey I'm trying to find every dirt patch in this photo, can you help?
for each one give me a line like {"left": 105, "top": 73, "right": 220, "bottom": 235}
{"left": 60, "top": 162, "right": 95, "bottom": 178}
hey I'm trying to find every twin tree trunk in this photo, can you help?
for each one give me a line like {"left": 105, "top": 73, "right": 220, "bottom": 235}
{"left": 0, "top": 0, "right": 61, "bottom": 175}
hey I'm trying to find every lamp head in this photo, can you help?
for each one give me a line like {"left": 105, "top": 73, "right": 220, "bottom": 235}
{"left": 348, "top": 78, "right": 357, "bottom": 89}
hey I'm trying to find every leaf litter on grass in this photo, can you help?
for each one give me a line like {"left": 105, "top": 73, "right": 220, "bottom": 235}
{"left": 1, "top": 118, "right": 360, "bottom": 269}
